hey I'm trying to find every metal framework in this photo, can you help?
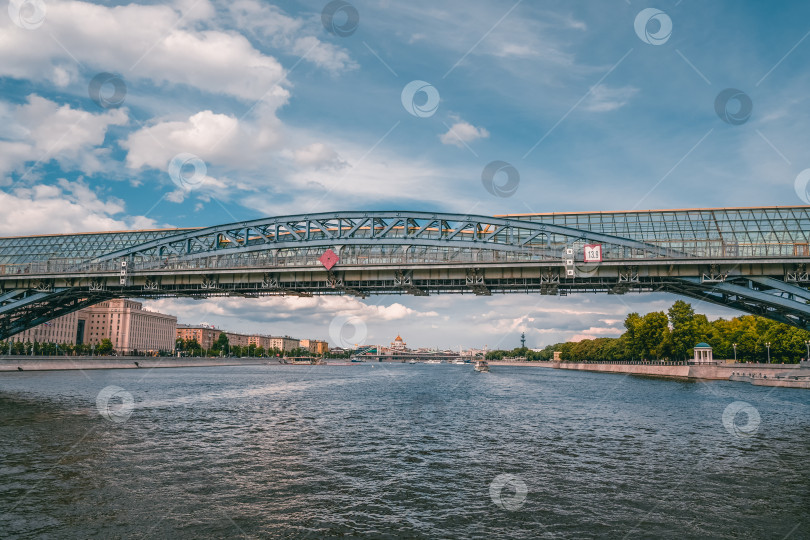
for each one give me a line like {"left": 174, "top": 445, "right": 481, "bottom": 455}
{"left": 504, "top": 206, "right": 810, "bottom": 259}
{"left": 0, "top": 207, "right": 808, "bottom": 338}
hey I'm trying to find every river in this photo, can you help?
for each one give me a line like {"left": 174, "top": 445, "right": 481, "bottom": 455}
{"left": 1, "top": 363, "right": 808, "bottom": 538}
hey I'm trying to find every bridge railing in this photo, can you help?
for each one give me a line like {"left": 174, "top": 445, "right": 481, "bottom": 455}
{"left": 574, "top": 360, "right": 689, "bottom": 366}
{"left": 0, "top": 240, "right": 805, "bottom": 277}
{"left": 0, "top": 249, "right": 557, "bottom": 276}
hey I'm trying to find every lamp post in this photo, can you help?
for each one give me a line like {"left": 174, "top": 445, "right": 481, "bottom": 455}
{"left": 765, "top": 342, "right": 771, "bottom": 364}
{"left": 732, "top": 343, "right": 737, "bottom": 362}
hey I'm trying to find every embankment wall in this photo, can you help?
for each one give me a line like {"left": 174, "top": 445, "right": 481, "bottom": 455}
{"left": 0, "top": 356, "right": 266, "bottom": 372}
{"left": 488, "top": 360, "right": 810, "bottom": 380}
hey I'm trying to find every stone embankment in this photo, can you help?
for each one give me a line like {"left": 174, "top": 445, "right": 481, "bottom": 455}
{"left": 728, "top": 373, "right": 810, "bottom": 389}
{"left": 0, "top": 356, "right": 267, "bottom": 372}
{"left": 489, "top": 359, "right": 810, "bottom": 388}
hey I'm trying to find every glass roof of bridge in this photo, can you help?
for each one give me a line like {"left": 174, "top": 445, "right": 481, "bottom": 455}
{"left": 499, "top": 206, "right": 810, "bottom": 247}
{"left": 0, "top": 228, "right": 195, "bottom": 265}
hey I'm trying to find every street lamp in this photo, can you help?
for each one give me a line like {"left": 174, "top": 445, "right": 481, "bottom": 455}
{"left": 732, "top": 343, "right": 737, "bottom": 362}
{"left": 765, "top": 342, "right": 771, "bottom": 364}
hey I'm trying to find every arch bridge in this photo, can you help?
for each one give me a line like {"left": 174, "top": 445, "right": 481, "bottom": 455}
{"left": 0, "top": 207, "right": 809, "bottom": 338}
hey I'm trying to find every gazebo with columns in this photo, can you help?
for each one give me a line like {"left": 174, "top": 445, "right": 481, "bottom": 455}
{"left": 692, "top": 343, "right": 714, "bottom": 364}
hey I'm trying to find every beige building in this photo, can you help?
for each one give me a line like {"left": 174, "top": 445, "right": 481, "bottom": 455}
{"left": 9, "top": 300, "right": 176, "bottom": 354}
{"left": 79, "top": 299, "right": 177, "bottom": 354}
{"left": 176, "top": 327, "right": 280, "bottom": 351}
{"left": 9, "top": 311, "right": 80, "bottom": 345}
{"left": 225, "top": 331, "right": 251, "bottom": 348}
{"left": 176, "top": 324, "right": 222, "bottom": 350}
{"left": 248, "top": 334, "right": 272, "bottom": 349}
{"left": 269, "top": 336, "right": 300, "bottom": 352}
{"left": 300, "top": 339, "right": 329, "bottom": 354}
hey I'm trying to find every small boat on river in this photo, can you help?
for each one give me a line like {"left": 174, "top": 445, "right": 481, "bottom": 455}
{"left": 474, "top": 359, "right": 490, "bottom": 373}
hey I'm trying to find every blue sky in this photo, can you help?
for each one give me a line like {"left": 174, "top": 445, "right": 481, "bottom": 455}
{"left": 2, "top": 0, "right": 810, "bottom": 349}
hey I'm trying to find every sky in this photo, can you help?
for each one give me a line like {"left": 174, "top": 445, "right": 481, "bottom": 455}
{"left": 2, "top": 0, "right": 810, "bottom": 349}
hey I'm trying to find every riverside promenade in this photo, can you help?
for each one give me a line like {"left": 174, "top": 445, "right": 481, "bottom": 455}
{"left": 489, "top": 359, "right": 810, "bottom": 388}
{"left": 0, "top": 356, "right": 267, "bottom": 372}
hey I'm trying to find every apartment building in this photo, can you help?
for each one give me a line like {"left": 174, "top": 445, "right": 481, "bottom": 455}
{"left": 300, "top": 339, "right": 329, "bottom": 354}
{"left": 8, "top": 310, "right": 80, "bottom": 345}
{"left": 176, "top": 324, "right": 222, "bottom": 350}
{"left": 78, "top": 299, "right": 177, "bottom": 353}
{"left": 269, "top": 336, "right": 300, "bottom": 352}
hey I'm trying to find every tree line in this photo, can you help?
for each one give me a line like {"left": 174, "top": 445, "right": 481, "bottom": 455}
{"left": 175, "top": 333, "right": 344, "bottom": 358}
{"left": 0, "top": 338, "right": 173, "bottom": 356}
{"left": 1, "top": 331, "right": 345, "bottom": 358}
{"left": 486, "top": 300, "right": 810, "bottom": 364}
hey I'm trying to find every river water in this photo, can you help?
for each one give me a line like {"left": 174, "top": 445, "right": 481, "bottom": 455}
{"left": 1, "top": 363, "right": 808, "bottom": 539}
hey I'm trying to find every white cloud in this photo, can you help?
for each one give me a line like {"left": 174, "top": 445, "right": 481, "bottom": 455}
{"left": 0, "top": 179, "right": 156, "bottom": 235}
{"left": 0, "top": 95, "right": 127, "bottom": 181}
{"left": 227, "top": 0, "right": 357, "bottom": 73}
{"left": 0, "top": 0, "right": 289, "bottom": 106}
{"left": 123, "top": 108, "right": 282, "bottom": 171}
{"left": 165, "top": 189, "right": 187, "bottom": 203}
{"left": 439, "top": 120, "right": 490, "bottom": 148}
{"left": 292, "top": 143, "right": 347, "bottom": 169}
{"left": 372, "top": 2, "right": 584, "bottom": 72}
{"left": 142, "top": 295, "right": 438, "bottom": 342}
{"left": 583, "top": 85, "right": 639, "bottom": 112}
{"left": 569, "top": 327, "right": 624, "bottom": 342}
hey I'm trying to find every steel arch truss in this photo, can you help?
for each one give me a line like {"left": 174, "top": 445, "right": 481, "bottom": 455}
{"left": 90, "top": 211, "right": 679, "bottom": 264}
{"left": 0, "top": 289, "right": 115, "bottom": 339}
{"left": 670, "top": 276, "right": 810, "bottom": 330}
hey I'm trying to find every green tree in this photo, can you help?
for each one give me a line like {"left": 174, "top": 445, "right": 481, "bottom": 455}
{"left": 669, "top": 301, "right": 695, "bottom": 360}
{"left": 185, "top": 338, "right": 202, "bottom": 356}
{"left": 624, "top": 312, "right": 643, "bottom": 360}
{"left": 96, "top": 338, "right": 114, "bottom": 355}
{"left": 667, "top": 301, "right": 711, "bottom": 360}
{"left": 212, "top": 332, "right": 229, "bottom": 355}
{"left": 638, "top": 311, "right": 670, "bottom": 360}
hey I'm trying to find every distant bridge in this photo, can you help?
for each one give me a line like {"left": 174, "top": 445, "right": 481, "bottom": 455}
{"left": 0, "top": 206, "right": 809, "bottom": 338}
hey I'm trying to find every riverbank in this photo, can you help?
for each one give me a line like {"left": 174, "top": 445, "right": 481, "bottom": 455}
{"left": 489, "top": 359, "right": 810, "bottom": 388}
{"left": 0, "top": 356, "right": 268, "bottom": 372}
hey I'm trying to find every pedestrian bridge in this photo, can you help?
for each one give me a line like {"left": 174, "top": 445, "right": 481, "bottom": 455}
{"left": 0, "top": 206, "right": 808, "bottom": 337}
